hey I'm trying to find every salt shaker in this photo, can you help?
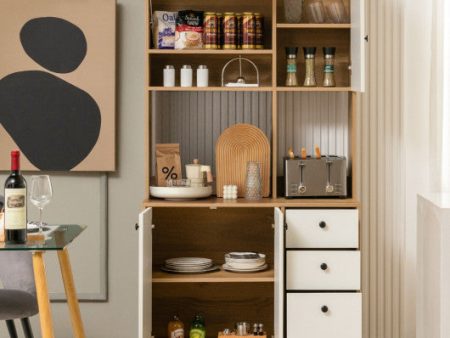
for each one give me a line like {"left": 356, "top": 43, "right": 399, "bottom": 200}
{"left": 163, "top": 65, "right": 175, "bottom": 87}
{"left": 180, "top": 65, "right": 193, "bottom": 87}
{"left": 197, "top": 65, "right": 209, "bottom": 87}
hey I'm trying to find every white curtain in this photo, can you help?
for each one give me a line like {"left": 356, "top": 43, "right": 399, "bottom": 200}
{"left": 429, "top": 0, "right": 450, "bottom": 191}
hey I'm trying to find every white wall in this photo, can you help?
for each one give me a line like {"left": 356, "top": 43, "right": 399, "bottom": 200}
{"left": 0, "top": 0, "right": 145, "bottom": 337}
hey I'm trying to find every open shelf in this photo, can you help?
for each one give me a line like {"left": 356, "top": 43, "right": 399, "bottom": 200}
{"left": 277, "top": 23, "right": 351, "bottom": 29}
{"left": 153, "top": 267, "right": 275, "bottom": 283}
{"left": 148, "top": 49, "right": 274, "bottom": 55}
{"left": 143, "top": 197, "right": 360, "bottom": 208}
{"left": 148, "top": 86, "right": 274, "bottom": 92}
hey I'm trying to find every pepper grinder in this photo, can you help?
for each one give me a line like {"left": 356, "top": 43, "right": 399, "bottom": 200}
{"left": 323, "top": 47, "right": 336, "bottom": 87}
{"left": 303, "top": 47, "right": 317, "bottom": 87}
{"left": 285, "top": 47, "right": 299, "bottom": 87}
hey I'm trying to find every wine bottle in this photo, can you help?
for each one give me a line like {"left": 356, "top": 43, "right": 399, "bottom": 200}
{"left": 4, "top": 150, "right": 27, "bottom": 244}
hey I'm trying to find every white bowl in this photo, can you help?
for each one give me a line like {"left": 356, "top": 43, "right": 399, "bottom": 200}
{"left": 150, "top": 186, "right": 212, "bottom": 200}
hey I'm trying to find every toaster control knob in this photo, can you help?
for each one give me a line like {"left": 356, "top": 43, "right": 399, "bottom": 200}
{"left": 319, "top": 221, "right": 327, "bottom": 229}
{"left": 298, "top": 185, "right": 306, "bottom": 194}
{"left": 326, "top": 184, "right": 334, "bottom": 193}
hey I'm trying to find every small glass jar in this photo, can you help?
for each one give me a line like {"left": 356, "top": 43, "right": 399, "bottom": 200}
{"left": 303, "top": 47, "right": 317, "bottom": 87}
{"left": 323, "top": 47, "right": 336, "bottom": 87}
{"left": 285, "top": 47, "right": 299, "bottom": 87}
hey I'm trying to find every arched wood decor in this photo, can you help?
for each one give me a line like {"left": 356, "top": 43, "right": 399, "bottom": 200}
{"left": 215, "top": 123, "right": 270, "bottom": 197}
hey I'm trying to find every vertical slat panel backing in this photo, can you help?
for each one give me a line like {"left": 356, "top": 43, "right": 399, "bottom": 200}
{"left": 357, "top": 0, "right": 404, "bottom": 338}
{"left": 153, "top": 92, "right": 273, "bottom": 173}
{"left": 276, "top": 92, "right": 349, "bottom": 173}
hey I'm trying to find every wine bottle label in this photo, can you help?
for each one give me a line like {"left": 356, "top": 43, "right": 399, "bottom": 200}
{"left": 171, "top": 328, "right": 184, "bottom": 338}
{"left": 4, "top": 188, "right": 26, "bottom": 230}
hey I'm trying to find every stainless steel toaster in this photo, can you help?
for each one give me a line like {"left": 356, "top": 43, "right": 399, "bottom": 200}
{"left": 284, "top": 156, "right": 347, "bottom": 198}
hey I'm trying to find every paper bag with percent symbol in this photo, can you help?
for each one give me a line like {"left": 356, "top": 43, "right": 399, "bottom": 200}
{"left": 156, "top": 144, "right": 182, "bottom": 186}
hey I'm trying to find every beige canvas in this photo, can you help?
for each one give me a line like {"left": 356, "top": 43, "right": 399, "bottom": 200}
{"left": 0, "top": 0, "right": 116, "bottom": 171}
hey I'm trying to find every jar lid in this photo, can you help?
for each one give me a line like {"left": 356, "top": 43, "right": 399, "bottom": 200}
{"left": 198, "top": 65, "right": 208, "bottom": 69}
{"left": 181, "top": 65, "right": 192, "bottom": 69}
{"left": 164, "top": 65, "right": 174, "bottom": 69}
{"left": 303, "top": 47, "right": 317, "bottom": 56}
{"left": 285, "top": 47, "right": 298, "bottom": 55}
{"left": 323, "top": 47, "right": 336, "bottom": 55}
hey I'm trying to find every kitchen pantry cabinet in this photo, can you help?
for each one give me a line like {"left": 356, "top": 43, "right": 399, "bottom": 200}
{"left": 139, "top": 0, "right": 365, "bottom": 337}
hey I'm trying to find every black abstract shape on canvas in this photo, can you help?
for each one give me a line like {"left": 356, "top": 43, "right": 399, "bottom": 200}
{"left": 0, "top": 71, "right": 101, "bottom": 170}
{"left": 20, "top": 17, "right": 87, "bottom": 73}
{"left": 0, "top": 17, "right": 101, "bottom": 170}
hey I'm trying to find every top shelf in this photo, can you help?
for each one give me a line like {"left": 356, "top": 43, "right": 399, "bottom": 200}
{"left": 276, "top": 23, "right": 351, "bottom": 29}
{"left": 148, "top": 49, "right": 274, "bottom": 55}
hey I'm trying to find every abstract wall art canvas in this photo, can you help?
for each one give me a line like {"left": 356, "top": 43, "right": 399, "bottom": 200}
{"left": 0, "top": 0, "right": 116, "bottom": 171}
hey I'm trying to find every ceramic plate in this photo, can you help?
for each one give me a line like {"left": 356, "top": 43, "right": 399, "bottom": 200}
{"left": 161, "top": 265, "right": 220, "bottom": 274}
{"left": 150, "top": 186, "right": 212, "bottom": 200}
{"left": 222, "top": 263, "right": 268, "bottom": 273}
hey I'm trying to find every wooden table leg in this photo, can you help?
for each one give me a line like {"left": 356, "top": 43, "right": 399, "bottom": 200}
{"left": 57, "top": 247, "right": 86, "bottom": 338}
{"left": 32, "top": 251, "right": 55, "bottom": 338}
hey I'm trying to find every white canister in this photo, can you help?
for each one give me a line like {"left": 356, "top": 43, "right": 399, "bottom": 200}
{"left": 196, "top": 65, "right": 209, "bottom": 87}
{"left": 180, "top": 65, "right": 193, "bottom": 87}
{"left": 163, "top": 65, "right": 175, "bottom": 87}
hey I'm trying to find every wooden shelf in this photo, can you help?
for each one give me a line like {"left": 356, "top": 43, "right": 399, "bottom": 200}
{"left": 148, "top": 49, "right": 274, "bottom": 55}
{"left": 277, "top": 86, "right": 352, "bottom": 92}
{"left": 276, "top": 23, "right": 351, "bottom": 29}
{"left": 153, "top": 267, "right": 275, "bottom": 283}
{"left": 143, "top": 197, "right": 360, "bottom": 208}
{"left": 148, "top": 86, "right": 274, "bottom": 92}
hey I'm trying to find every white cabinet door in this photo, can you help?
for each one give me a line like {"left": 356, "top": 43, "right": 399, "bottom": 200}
{"left": 286, "top": 209, "right": 359, "bottom": 249}
{"left": 286, "top": 251, "right": 361, "bottom": 290}
{"left": 287, "top": 293, "right": 362, "bottom": 338}
{"left": 274, "top": 207, "right": 284, "bottom": 338}
{"left": 138, "top": 208, "right": 152, "bottom": 338}
{"left": 351, "top": 0, "right": 366, "bottom": 92}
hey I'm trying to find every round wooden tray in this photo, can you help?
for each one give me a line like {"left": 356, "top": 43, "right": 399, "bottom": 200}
{"left": 215, "top": 124, "right": 270, "bottom": 197}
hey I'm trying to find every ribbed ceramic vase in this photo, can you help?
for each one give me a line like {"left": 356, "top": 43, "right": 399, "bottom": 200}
{"left": 245, "top": 161, "right": 262, "bottom": 200}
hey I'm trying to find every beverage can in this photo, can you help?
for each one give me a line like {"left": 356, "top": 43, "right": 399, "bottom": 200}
{"left": 203, "top": 12, "right": 217, "bottom": 49}
{"left": 242, "top": 12, "right": 255, "bottom": 49}
{"left": 223, "top": 12, "right": 237, "bottom": 49}
{"left": 255, "top": 13, "right": 264, "bottom": 49}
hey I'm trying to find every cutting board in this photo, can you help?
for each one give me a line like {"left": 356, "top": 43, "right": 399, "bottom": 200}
{"left": 215, "top": 124, "right": 270, "bottom": 197}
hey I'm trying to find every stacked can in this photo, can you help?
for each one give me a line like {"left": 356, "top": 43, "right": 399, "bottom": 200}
{"left": 203, "top": 12, "right": 218, "bottom": 49}
{"left": 223, "top": 12, "right": 237, "bottom": 49}
{"left": 255, "top": 13, "right": 264, "bottom": 49}
{"left": 217, "top": 13, "right": 224, "bottom": 49}
{"left": 242, "top": 12, "right": 256, "bottom": 49}
{"left": 236, "top": 13, "right": 243, "bottom": 49}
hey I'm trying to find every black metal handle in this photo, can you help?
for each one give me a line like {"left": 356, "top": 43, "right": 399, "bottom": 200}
{"left": 319, "top": 221, "right": 327, "bottom": 229}
{"left": 135, "top": 223, "right": 139, "bottom": 231}
{"left": 321, "top": 305, "right": 329, "bottom": 313}
{"left": 320, "top": 263, "right": 328, "bottom": 271}
{"left": 365, "top": 35, "right": 369, "bottom": 42}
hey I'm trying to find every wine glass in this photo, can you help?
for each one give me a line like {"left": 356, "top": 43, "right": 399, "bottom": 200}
{"left": 30, "top": 175, "right": 53, "bottom": 233}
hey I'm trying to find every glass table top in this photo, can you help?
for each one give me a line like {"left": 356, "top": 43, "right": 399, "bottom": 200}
{"left": 0, "top": 225, "right": 86, "bottom": 251}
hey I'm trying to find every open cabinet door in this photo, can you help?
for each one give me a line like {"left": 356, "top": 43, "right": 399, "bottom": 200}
{"left": 138, "top": 208, "right": 153, "bottom": 338}
{"left": 274, "top": 207, "right": 284, "bottom": 338}
{"left": 351, "top": 0, "right": 366, "bottom": 92}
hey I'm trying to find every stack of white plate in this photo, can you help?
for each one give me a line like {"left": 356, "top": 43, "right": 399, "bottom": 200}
{"left": 161, "top": 257, "right": 219, "bottom": 274}
{"left": 223, "top": 252, "right": 268, "bottom": 272}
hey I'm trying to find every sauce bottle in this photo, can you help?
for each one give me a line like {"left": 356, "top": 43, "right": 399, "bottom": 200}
{"left": 189, "top": 315, "right": 206, "bottom": 338}
{"left": 168, "top": 315, "right": 184, "bottom": 338}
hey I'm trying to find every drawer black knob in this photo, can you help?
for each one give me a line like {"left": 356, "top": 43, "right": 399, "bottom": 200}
{"left": 319, "top": 221, "right": 327, "bottom": 229}
{"left": 321, "top": 306, "right": 329, "bottom": 313}
{"left": 320, "top": 263, "right": 328, "bottom": 271}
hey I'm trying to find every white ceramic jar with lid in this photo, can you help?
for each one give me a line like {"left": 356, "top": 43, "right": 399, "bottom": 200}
{"left": 163, "top": 65, "right": 175, "bottom": 87}
{"left": 180, "top": 65, "right": 193, "bottom": 87}
{"left": 196, "top": 65, "right": 209, "bottom": 87}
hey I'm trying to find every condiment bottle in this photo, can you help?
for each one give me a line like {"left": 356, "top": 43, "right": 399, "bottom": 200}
{"left": 168, "top": 315, "right": 184, "bottom": 338}
{"left": 323, "top": 47, "right": 336, "bottom": 87}
{"left": 285, "top": 47, "right": 299, "bottom": 87}
{"left": 303, "top": 47, "right": 317, "bottom": 87}
{"left": 180, "top": 65, "right": 193, "bottom": 87}
{"left": 189, "top": 315, "right": 206, "bottom": 338}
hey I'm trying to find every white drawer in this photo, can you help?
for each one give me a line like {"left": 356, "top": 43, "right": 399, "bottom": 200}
{"left": 286, "top": 209, "right": 359, "bottom": 248}
{"left": 287, "top": 293, "right": 362, "bottom": 338}
{"left": 286, "top": 251, "right": 361, "bottom": 290}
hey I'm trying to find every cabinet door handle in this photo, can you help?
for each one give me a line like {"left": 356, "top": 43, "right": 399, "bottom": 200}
{"left": 321, "top": 305, "right": 329, "bottom": 313}
{"left": 319, "top": 221, "right": 327, "bottom": 229}
{"left": 135, "top": 223, "right": 139, "bottom": 231}
{"left": 320, "top": 263, "right": 328, "bottom": 271}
